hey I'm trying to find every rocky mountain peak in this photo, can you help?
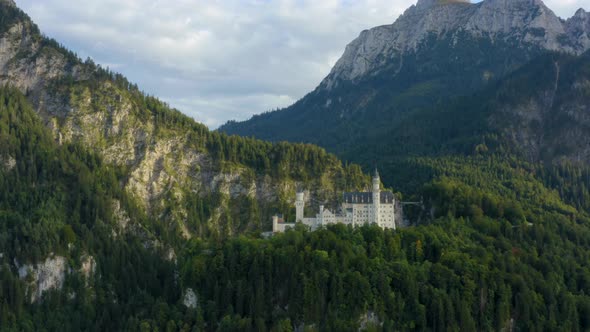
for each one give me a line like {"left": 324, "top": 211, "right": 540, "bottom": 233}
{"left": 322, "top": 0, "right": 587, "bottom": 89}
{"left": 574, "top": 8, "right": 589, "bottom": 17}
{"left": 565, "top": 8, "right": 590, "bottom": 51}
{"left": 570, "top": 8, "right": 590, "bottom": 22}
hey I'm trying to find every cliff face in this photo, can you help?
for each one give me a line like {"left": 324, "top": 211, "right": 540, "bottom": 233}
{"left": 566, "top": 9, "right": 590, "bottom": 51}
{"left": 487, "top": 52, "right": 590, "bottom": 163}
{"left": 17, "top": 255, "right": 68, "bottom": 303}
{"left": 323, "top": 0, "right": 585, "bottom": 89}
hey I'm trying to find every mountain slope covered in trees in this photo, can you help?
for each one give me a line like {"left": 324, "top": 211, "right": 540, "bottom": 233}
{"left": 0, "top": 0, "right": 370, "bottom": 240}
{"left": 0, "top": 86, "right": 183, "bottom": 331}
{"left": 220, "top": 0, "right": 590, "bottom": 186}
{"left": 3, "top": 84, "right": 590, "bottom": 331}
{"left": 2, "top": 0, "right": 590, "bottom": 331}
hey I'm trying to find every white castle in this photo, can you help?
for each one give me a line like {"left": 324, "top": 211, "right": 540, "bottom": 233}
{"left": 273, "top": 170, "right": 396, "bottom": 232}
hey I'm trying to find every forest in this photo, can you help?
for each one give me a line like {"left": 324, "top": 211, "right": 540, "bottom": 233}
{"left": 1, "top": 84, "right": 590, "bottom": 331}
{"left": 1, "top": 1, "right": 590, "bottom": 330}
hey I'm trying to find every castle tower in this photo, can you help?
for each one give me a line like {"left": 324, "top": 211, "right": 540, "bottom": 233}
{"left": 295, "top": 192, "right": 305, "bottom": 222}
{"left": 272, "top": 215, "right": 279, "bottom": 233}
{"left": 372, "top": 169, "right": 381, "bottom": 225}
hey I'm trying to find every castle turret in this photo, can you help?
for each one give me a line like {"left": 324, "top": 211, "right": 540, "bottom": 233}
{"left": 296, "top": 192, "right": 305, "bottom": 222}
{"left": 272, "top": 215, "right": 279, "bottom": 233}
{"left": 372, "top": 169, "right": 381, "bottom": 225}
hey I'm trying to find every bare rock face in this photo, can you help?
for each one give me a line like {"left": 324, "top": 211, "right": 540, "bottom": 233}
{"left": 566, "top": 9, "right": 590, "bottom": 51}
{"left": 17, "top": 255, "right": 68, "bottom": 303}
{"left": 0, "top": 22, "right": 84, "bottom": 104}
{"left": 182, "top": 288, "right": 198, "bottom": 309}
{"left": 80, "top": 255, "right": 96, "bottom": 281}
{"left": 324, "top": 0, "right": 589, "bottom": 89}
{"left": 1, "top": 154, "right": 15, "bottom": 171}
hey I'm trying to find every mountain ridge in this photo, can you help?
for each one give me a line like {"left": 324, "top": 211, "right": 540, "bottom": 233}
{"left": 219, "top": 0, "right": 590, "bottom": 178}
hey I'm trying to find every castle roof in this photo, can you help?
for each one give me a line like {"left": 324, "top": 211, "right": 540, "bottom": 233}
{"left": 343, "top": 191, "right": 394, "bottom": 204}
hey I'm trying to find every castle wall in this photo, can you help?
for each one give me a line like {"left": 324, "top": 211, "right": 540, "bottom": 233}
{"left": 274, "top": 222, "right": 296, "bottom": 233}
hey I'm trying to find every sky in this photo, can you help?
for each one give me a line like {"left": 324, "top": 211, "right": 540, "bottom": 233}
{"left": 14, "top": 0, "right": 588, "bottom": 128}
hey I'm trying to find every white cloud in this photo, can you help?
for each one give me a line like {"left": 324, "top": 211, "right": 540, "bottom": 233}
{"left": 13, "top": 0, "right": 588, "bottom": 128}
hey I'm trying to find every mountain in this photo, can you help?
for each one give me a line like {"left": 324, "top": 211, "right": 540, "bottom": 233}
{"left": 220, "top": 0, "right": 590, "bottom": 183}
{"left": 0, "top": 2, "right": 377, "bottom": 330}
{"left": 2, "top": 1, "right": 590, "bottom": 331}
{"left": 323, "top": 0, "right": 587, "bottom": 88}
{"left": 0, "top": 1, "right": 371, "bottom": 240}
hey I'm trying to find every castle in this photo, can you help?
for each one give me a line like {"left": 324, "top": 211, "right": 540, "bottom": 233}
{"left": 273, "top": 170, "right": 396, "bottom": 232}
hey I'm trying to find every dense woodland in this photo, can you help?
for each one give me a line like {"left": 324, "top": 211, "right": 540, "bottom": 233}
{"left": 1, "top": 2, "right": 590, "bottom": 331}
{"left": 1, "top": 82, "right": 590, "bottom": 331}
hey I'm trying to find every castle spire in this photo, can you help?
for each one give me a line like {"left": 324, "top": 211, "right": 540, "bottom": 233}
{"left": 373, "top": 168, "right": 380, "bottom": 179}
{"left": 372, "top": 168, "right": 381, "bottom": 225}
{"left": 372, "top": 168, "right": 380, "bottom": 193}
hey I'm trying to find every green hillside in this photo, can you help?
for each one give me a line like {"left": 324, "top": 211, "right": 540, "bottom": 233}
{"left": 3, "top": 84, "right": 590, "bottom": 330}
{"left": 0, "top": 1, "right": 372, "bottom": 239}
{"left": 219, "top": 31, "right": 546, "bottom": 158}
{"left": 0, "top": 87, "right": 182, "bottom": 330}
{"left": 1, "top": 0, "right": 590, "bottom": 331}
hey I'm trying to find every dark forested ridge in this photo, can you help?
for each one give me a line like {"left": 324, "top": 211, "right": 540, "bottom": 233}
{"left": 2, "top": 85, "right": 590, "bottom": 331}
{"left": 2, "top": 0, "right": 590, "bottom": 331}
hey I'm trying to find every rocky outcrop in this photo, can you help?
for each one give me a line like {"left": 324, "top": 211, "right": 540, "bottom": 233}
{"left": 359, "top": 311, "right": 382, "bottom": 330}
{"left": 80, "top": 255, "right": 96, "bottom": 281}
{"left": 0, "top": 21, "right": 86, "bottom": 113}
{"left": 15, "top": 254, "right": 98, "bottom": 302}
{"left": 323, "top": 0, "right": 589, "bottom": 88}
{"left": 182, "top": 288, "right": 198, "bottom": 309}
{"left": 112, "top": 200, "right": 131, "bottom": 232}
{"left": 566, "top": 9, "right": 590, "bottom": 51}
{"left": 17, "top": 255, "right": 68, "bottom": 303}
{"left": 1, "top": 154, "right": 15, "bottom": 171}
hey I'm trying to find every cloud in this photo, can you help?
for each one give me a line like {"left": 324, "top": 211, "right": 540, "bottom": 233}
{"left": 13, "top": 0, "right": 588, "bottom": 128}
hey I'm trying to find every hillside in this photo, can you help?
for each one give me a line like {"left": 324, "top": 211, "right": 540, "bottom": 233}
{"left": 0, "top": 86, "right": 183, "bottom": 330}
{"left": 219, "top": 0, "right": 590, "bottom": 184}
{"left": 341, "top": 50, "right": 590, "bottom": 194}
{"left": 3, "top": 87, "right": 590, "bottom": 330}
{"left": 0, "top": 1, "right": 371, "bottom": 240}
{"left": 2, "top": 0, "right": 590, "bottom": 331}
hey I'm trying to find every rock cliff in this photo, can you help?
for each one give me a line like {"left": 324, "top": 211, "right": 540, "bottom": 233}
{"left": 17, "top": 255, "right": 68, "bottom": 303}
{"left": 566, "top": 9, "right": 590, "bottom": 51}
